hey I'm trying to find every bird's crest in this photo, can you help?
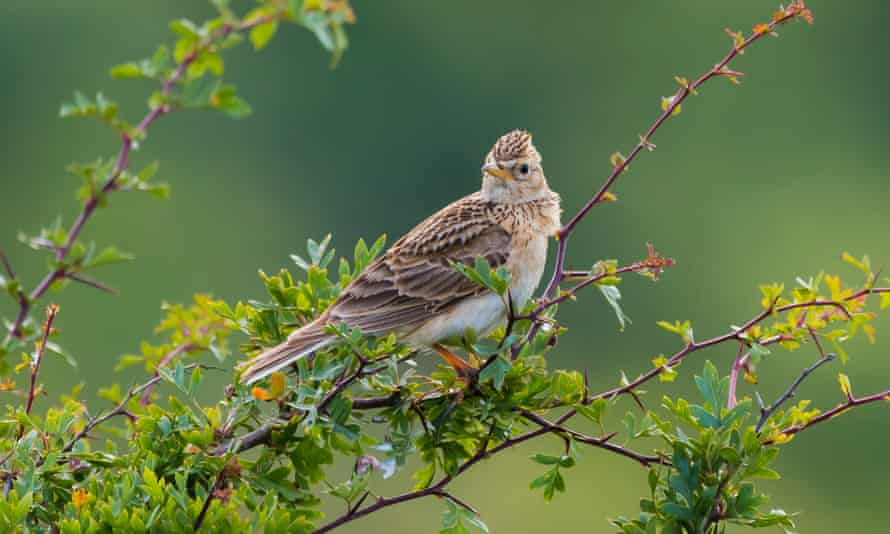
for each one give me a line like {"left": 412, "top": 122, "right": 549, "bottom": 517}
{"left": 493, "top": 129, "right": 536, "bottom": 162}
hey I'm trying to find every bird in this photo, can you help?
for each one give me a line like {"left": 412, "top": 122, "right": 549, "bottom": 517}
{"left": 237, "top": 129, "right": 562, "bottom": 384}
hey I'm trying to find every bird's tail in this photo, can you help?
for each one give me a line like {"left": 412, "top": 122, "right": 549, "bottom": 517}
{"left": 236, "top": 318, "right": 333, "bottom": 384}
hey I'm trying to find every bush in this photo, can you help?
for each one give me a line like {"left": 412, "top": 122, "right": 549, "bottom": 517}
{"left": 5, "top": 2, "right": 885, "bottom": 533}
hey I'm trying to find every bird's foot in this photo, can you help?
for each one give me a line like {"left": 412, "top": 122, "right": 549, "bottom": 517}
{"left": 432, "top": 343, "right": 477, "bottom": 380}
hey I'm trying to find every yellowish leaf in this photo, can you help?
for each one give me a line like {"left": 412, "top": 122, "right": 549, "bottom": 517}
{"left": 838, "top": 373, "right": 852, "bottom": 398}
{"left": 863, "top": 323, "right": 876, "bottom": 344}
{"left": 769, "top": 430, "right": 794, "bottom": 445}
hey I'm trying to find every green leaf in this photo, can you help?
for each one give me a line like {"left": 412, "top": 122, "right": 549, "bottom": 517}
{"left": 440, "top": 498, "right": 488, "bottom": 534}
{"left": 661, "top": 503, "right": 695, "bottom": 522}
{"left": 451, "top": 257, "right": 511, "bottom": 295}
{"left": 251, "top": 20, "right": 279, "bottom": 50}
{"left": 478, "top": 356, "right": 511, "bottom": 390}
{"left": 44, "top": 341, "right": 77, "bottom": 368}
{"left": 169, "top": 18, "right": 201, "bottom": 39}
{"left": 530, "top": 453, "right": 561, "bottom": 465}
{"left": 412, "top": 462, "right": 436, "bottom": 490}
{"left": 693, "top": 360, "right": 727, "bottom": 416}
{"left": 110, "top": 63, "right": 145, "bottom": 79}
{"left": 599, "top": 284, "right": 631, "bottom": 331}
{"left": 84, "top": 246, "right": 134, "bottom": 269}
{"left": 575, "top": 398, "right": 607, "bottom": 426}
{"left": 187, "top": 365, "right": 203, "bottom": 398}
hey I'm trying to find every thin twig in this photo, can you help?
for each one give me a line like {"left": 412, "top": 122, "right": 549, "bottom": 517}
{"left": 140, "top": 342, "right": 198, "bottom": 406}
{"left": 194, "top": 457, "right": 237, "bottom": 531}
{"left": 24, "top": 305, "right": 59, "bottom": 417}
{"left": 60, "top": 364, "right": 205, "bottom": 454}
{"left": 756, "top": 353, "right": 836, "bottom": 432}
{"left": 66, "top": 272, "right": 119, "bottom": 295}
{"left": 519, "top": 409, "right": 667, "bottom": 467}
{"left": 0, "top": 249, "right": 15, "bottom": 280}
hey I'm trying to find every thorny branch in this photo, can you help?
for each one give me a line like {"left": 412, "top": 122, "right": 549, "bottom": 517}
{"left": 311, "top": 402, "right": 665, "bottom": 534}
{"left": 60, "top": 363, "right": 208, "bottom": 455}
{"left": 24, "top": 305, "right": 58, "bottom": 418}
{"left": 3, "top": 14, "right": 277, "bottom": 343}
{"left": 772, "top": 388, "right": 890, "bottom": 442}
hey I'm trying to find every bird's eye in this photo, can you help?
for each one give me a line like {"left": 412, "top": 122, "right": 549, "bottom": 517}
{"left": 519, "top": 163, "right": 530, "bottom": 175}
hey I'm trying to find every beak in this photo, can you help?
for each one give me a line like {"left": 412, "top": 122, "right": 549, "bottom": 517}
{"left": 482, "top": 163, "right": 513, "bottom": 180}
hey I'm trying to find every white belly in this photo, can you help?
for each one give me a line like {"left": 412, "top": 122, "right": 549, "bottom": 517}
{"left": 404, "top": 292, "right": 506, "bottom": 346}
{"left": 508, "top": 233, "right": 549, "bottom": 307}
{"left": 404, "top": 233, "right": 550, "bottom": 347}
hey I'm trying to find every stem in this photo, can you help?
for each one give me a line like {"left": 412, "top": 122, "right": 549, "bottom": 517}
{"left": 24, "top": 305, "right": 59, "bottom": 417}
{"left": 727, "top": 342, "right": 747, "bottom": 409}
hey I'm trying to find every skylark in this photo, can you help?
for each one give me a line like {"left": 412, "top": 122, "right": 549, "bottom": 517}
{"left": 238, "top": 129, "right": 562, "bottom": 384}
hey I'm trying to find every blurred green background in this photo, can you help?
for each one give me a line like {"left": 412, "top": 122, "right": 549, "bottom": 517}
{"left": 2, "top": 1, "right": 889, "bottom": 531}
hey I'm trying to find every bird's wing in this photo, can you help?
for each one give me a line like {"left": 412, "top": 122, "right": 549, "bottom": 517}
{"left": 327, "top": 192, "right": 510, "bottom": 334}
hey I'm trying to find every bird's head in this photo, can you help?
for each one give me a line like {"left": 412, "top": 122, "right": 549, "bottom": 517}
{"left": 481, "top": 129, "right": 550, "bottom": 203}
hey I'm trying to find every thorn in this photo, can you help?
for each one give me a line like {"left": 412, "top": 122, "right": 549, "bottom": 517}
{"left": 599, "top": 431, "right": 619, "bottom": 443}
{"left": 67, "top": 273, "right": 120, "bottom": 295}
{"left": 716, "top": 67, "right": 745, "bottom": 78}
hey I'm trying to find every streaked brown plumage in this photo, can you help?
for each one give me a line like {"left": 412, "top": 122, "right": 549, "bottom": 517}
{"left": 237, "top": 130, "right": 561, "bottom": 384}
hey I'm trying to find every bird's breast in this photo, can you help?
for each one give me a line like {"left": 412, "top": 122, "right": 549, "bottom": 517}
{"left": 504, "top": 199, "right": 561, "bottom": 308}
{"left": 507, "top": 233, "right": 549, "bottom": 308}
